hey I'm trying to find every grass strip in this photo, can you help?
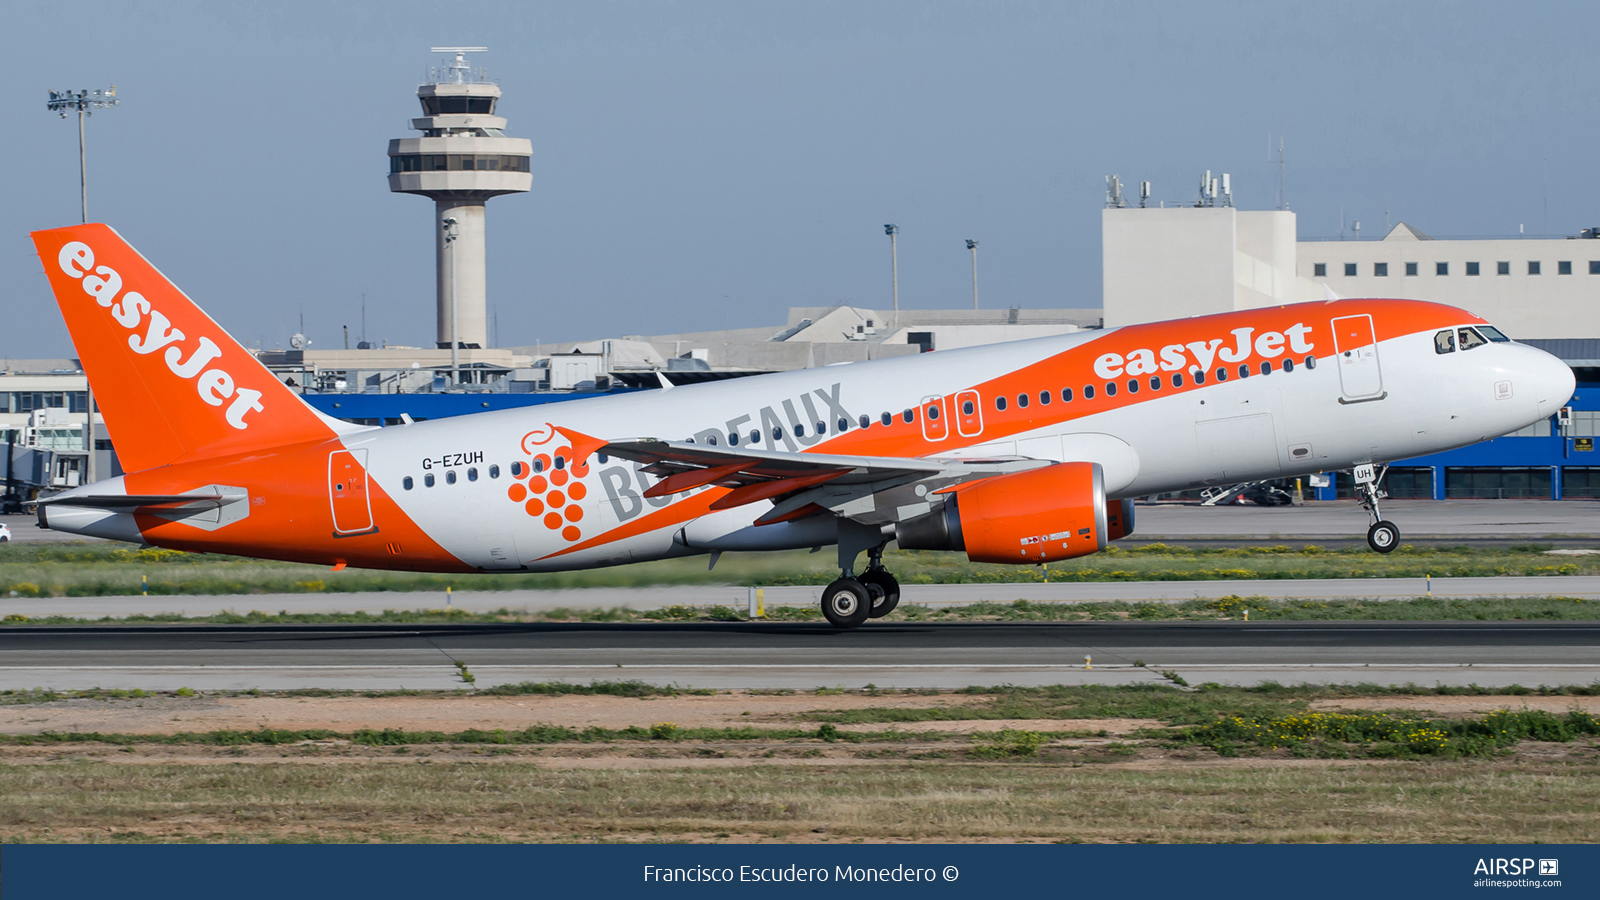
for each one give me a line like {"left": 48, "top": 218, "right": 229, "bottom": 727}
{"left": 0, "top": 723, "right": 953, "bottom": 746}
{"left": 3, "top": 543, "right": 1596, "bottom": 597}
{"left": 3, "top": 759, "right": 1597, "bottom": 843}
{"left": 1183, "top": 707, "right": 1600, "bottom": 758}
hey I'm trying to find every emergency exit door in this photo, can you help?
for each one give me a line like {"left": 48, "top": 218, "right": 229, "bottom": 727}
{"left": 1331, "top": 314, "right": 1385, "bottom": 402}
{"left": 329, "top": 448, "right": 376, "bottom": 535}
{"left": 954, "top": 390, "right": 984, "bottom": 437}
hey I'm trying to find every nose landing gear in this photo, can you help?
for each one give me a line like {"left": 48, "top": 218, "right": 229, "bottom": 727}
{"left": 1354, "top": 463, "right": 1400, "bottom": 553}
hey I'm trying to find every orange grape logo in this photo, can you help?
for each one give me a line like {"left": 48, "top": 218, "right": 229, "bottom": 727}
{"left": 505, "top": 441, "right": 591, "bottom": 543}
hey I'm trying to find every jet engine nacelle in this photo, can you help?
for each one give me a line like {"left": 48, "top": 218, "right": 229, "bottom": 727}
{"left": 896, "top": 462, "right": 1107, "bottom": 563}
{"left": 1107, "top": 497, "right": 1135, "bottom": 541}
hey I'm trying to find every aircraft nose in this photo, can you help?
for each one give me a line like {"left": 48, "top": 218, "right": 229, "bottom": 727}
{"left": 1533, "top": 349, "right": 1576, "bottom": 416}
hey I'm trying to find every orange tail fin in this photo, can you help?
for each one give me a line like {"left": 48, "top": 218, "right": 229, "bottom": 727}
{"left": 30, "top": 224, "right": 348, "bottom": 473}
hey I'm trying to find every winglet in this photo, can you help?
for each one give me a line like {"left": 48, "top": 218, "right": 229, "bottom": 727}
{"left": 554, "top": 426, "right": 609, "bottom": 469}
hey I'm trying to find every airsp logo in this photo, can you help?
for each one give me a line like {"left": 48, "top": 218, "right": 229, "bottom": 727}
{"left": 1473, "top": 858, "right": 1550, "bottom": 876}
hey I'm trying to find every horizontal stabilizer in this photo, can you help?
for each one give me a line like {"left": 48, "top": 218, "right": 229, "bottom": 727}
{"left": 41, "top": 493, "right": 229, "bottom": 510}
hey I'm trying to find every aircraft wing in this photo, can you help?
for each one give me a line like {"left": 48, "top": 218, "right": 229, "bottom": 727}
{"left": 599, "top": 437, "right": 1047, "bottom": 526}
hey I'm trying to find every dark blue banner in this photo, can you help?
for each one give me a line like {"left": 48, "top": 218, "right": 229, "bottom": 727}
{"left": 4, "top": 844, "right": 1594, "bottom": 898}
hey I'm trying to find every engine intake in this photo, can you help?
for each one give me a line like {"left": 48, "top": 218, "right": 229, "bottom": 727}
{"left": 897, "top": 462, "right": 1107, "bottom": 563}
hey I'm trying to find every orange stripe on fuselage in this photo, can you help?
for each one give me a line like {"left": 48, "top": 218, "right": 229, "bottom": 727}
{"left": 125, "top": 439, "right": 472, "bottom": 572}
{"left": 822, "top": 298, "right": 1473, "bottom": 457}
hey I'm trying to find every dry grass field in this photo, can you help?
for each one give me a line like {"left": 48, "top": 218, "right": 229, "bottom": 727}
{"left": 0, "top": 684, "right": 1597, "bottom": 843}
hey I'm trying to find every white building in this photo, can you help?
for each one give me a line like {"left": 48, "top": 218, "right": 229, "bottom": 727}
{"left": 1103, "top": 203, "right": 1600, "bottom": 340}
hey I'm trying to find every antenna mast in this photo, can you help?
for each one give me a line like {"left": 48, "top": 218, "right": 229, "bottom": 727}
{"left": 1268, "top": 134, "right": 1287, "bottom": 211}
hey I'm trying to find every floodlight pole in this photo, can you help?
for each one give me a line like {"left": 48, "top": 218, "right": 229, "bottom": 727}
{"left": 966, "top": 239, "right": 979, "bottom": 310}
{"left": 884, "top": 224, "right": 899, "bottom": 331}
{"left": 49, "top": 86, "right": 119, "bottom": 487}
{"left": 443, "top": 217, "right": 460, "bottom": 386}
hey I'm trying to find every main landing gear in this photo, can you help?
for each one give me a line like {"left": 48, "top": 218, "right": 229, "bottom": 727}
{"left": 822, "top": 520, "right": 900, "bottom": 628}
{"left": 1354, "top": 463, "right": 1401, "bottom": 554}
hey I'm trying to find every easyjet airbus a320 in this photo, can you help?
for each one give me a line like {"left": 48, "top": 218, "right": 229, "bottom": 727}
{"left": 31, "top": 224, "right": 1576, "bottom": 626}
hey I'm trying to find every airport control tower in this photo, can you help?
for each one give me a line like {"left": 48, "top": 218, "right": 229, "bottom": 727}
{"left": 388, "top": 48, "right": 531, "bottom": 350}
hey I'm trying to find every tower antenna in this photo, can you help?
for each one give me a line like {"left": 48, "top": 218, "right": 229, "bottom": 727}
{"left": 1268, "top": 134, "right": 1287, "bottom": 211}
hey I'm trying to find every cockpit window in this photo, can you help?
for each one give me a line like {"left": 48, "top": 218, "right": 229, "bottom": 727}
{"left": 1458, "top": 327, "right": 1488, "bottom": 351}
{"left": 1478, "top": 324, "right": 1512, "bottom": 342}
{"left": 1434, "top": 330, "right": 1455, "bottom": 354}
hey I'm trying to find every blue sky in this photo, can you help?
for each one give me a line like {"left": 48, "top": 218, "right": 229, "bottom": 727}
{"left": 4, "top": 1, "right": 1597, "bottom": 358}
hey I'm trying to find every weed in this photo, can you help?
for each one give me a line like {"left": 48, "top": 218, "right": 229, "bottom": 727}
{"left": 971, "top": 729, "right": 1046, "bottom": 758}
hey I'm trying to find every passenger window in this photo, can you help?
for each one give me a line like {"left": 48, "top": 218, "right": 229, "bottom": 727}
{"left": 902, "top": 409, "right": 915, "bottom": 423}
{"left": 1061, "top": 388, "right": 1073, "bottom": 402}
{"left": 1193, "top": 369, "right": 1205, "bottom": 384}
{"left": 838, "top": 417, "right": 850, "bottom": 432}
{"left": 880, "top": 412, "right": 892, "bottom": 426}
{"left": 1216, "top": 368, "right": 1228, "bottom": 382}
{"left": 1305, "top": 356, "right": 1317, "bottom": 369}
{"left": 1238, "top": 364, "right": 1250, "bottom": 378}
{"left": 749, "top": 430, "right": 760, "bottom": 444}
{"left": 1105, "top": 382, "right": 1117, "bottom": 397}
{"left": 925, "top": 405, "right": 939, "bottom": 421}
{"left": 403, "top": 476, "right": 414, "bottom": 490}
{"left": 467, "top": 468, "right": 478, "bottom": 482}
{"left": 1039, "top": 391, "right": 1050, "bottom": 406}
{"left": 794, "top": 424, "right": 805, "bottom": 437}
{"left": 424, "top": 473, "right": 436, "bottom": 487}
{"left": 1017, "top": 393, "right": 1029, "bottom": 408}
{"left": 1084, "top": 385, "right": 1095, "bottom": 399}
{"left": 446, "top": 470, "right": 457, "bottom": 485}
{"left": 554, "top": 456, "right": 565, "bottom": 470}
{"left": 729, "top": 432, "right": 740, "bottom": 445}
{"left": 1260, "top": 361, "right": 1272, "bottom": 376}
{"left": 1126, "top": 379, "right": 1139, "bottom": 394}
{"left": 707, "top": 434, "right": 718, "bottom": 445}
{"left": 1282, "top": 359, "right": 1294, "bottom": 373}
{"left": 1459, "top": 327, "right": 1488, "bottom": 351}
{"left": 773, "top": 426, "right": 784, "bottom": 441}
{"left": 489, "top": 465, "right": 500, "bottom": 478}
{"left": 859, "top": 414, "right": 871, "bottom": 429}
{"left": 511, "top": 461, "right": 524, "bottom": 477}
{"left": 996, "top": 396, "right": 1008, "bottom": 411}
{"left": 1172, "top": 373, "right": 1184, "bottom": 387}
{"left": 1434, "top": 330, "right": 1455, "bottom": 354}
{"left": 1150, "top": 376, "right": 1161, "bottom": 391}
{"left": 962, "top": 400, "right": 975, "bottom": 415}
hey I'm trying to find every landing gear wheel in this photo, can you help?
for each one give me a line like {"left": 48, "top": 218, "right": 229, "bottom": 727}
{"left": 859, "top": 569, "right": 901, "bottom": 618}
{"left": 1367, "top": 520, "right": 1400, "bottom": 554}
{"left": 820, "top": 578, "right": 873, "bottom": 629}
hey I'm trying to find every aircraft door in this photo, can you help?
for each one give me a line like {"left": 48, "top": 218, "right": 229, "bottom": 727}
{"left": 954, "top": 390, "right": 984, "bottom": 437}
{"left": 921, "top": 396, "right": 949, "bottom": 441}
{"left": 329, "top": 448, "right": 376, "bottom": 535}
{"left": 1331, "top": 314, "right": 1385, "bottom": 401}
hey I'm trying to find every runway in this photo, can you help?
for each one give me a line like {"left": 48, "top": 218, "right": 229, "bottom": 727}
{"left": 2, "top": 620, "right": 1595, "bottom": 691}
